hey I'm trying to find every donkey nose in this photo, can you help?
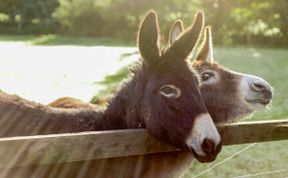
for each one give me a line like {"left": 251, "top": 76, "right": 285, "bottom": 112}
{"left": 201, "top": 138, "right": 215, "bottom": 155}
{"left": 252, "top": 81, "right": 265, "bottom": 91}
{"left": 251, "top": 80, "right": 267, "bottom": 92}
{"left": 185, "top": 113, "right": 222, "bottom": 163}
{"left": 250, "top": 80, "right": 272, "bottom": 98}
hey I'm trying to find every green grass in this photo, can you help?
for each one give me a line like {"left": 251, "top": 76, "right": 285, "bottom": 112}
{"left": 185, "top": 141, "right": 288, "bottom": 178}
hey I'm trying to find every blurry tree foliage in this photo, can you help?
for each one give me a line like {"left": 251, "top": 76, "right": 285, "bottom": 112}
{"left": 0, "top": 0, "right": 59, "bottom": 34}
{"left": 0, "top": 0, "right": 287, "bottom": 46}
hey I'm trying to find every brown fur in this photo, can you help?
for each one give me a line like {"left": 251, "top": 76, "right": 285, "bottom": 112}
{"left": 193, "top": 61, "right": 251, "bottom": 123}
{"left": 0, "top": 92, "right": 104, "bottom": 137}
{"left": 48, "top": 97, "right": 96, "bottom": 109}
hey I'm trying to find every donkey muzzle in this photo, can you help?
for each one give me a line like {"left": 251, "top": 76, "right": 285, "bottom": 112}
{"left": 185, "top": 113, "right": 222, "bottom": 163}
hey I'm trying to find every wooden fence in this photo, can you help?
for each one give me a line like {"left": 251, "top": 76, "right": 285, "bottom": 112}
{"left": 0, "top": 119, "right": 287, "bottom": 177}
{"left": 0, "top": 119, "right": 287, "bottom": 168}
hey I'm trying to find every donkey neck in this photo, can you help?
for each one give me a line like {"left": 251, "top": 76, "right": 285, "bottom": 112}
{"left": 0, "top": 92, "right": 106, "bottom": 137}
{"left": 102, "top": 69, "right": 147, "bottom": 130}
{"left": 0, "top": 67, "right": 146, "bottom": 137}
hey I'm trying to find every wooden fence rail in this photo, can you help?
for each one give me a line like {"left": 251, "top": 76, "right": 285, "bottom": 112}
{"left": 0, "top": 119, "right": 287, "bottom": 169}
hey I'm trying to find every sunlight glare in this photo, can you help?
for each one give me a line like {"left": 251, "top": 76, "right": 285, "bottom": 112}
{"left": 0, "top": 42, "right": 137, "bottom": 104}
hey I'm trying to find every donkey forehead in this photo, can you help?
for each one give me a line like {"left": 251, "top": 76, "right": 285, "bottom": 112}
{"left": 150, "top": 64, "right": 199, "bottom": 82}
{"left": 158, "top": 59, "right": 198, "bottom": 74}
{"left": 146, "top": 74, "right": 200, "bottom": 92}
{"left": 194, "top": 61, "right": 237, "bottom": 76}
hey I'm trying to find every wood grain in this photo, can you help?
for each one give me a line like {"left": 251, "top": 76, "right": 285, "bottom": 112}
{"left": 0, "top": 119, "right": 287, "bottom": 169}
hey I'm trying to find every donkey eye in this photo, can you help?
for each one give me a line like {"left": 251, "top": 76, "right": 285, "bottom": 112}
{"left": 159, "top": 85, "right": 181, "bottom": 98}
{"left": 161, "top": 87, "right": 174, "bottom": 94}
{"left": 201, "top": 72, "right": 214, "bottom": 81}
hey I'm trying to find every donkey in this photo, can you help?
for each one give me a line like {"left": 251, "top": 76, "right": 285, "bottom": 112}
{"left": 0, "top": 11, "right": 221, "bottom": 164}
{"left": 170, "top": 20, "right": 273, "bottom": 123}
{"left": 42, "top": 20, "right": 273, "bottom": 178}
{"left": 50, "top": 22, "right": 273, "bottom": 124}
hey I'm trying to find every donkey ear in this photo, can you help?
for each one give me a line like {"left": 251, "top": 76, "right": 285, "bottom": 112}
{"left": 137, "top": 10, "right": 160, "bottom": 64}
{"left": 196, "top": 26, "right": 214, "bottom": 62}
{"left": 169, "top": 20, "right": 184, "bottom": 45}
{"left": 163, "top": 11, "right": 204, "bottom": 62}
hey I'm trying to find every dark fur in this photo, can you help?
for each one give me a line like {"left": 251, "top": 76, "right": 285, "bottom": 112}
{"left": 99, "top": 11, "right": 209, "bottom": 150}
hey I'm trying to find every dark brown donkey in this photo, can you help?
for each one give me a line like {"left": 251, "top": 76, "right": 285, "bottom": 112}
{"left": 46, "top": 20, "right": 273, "bottom": 178}
{"left": 0, "top": 10, "right": 221, "bottom": 165}
{"left": 169, "top": 20, "right": 273, "bottom": 123}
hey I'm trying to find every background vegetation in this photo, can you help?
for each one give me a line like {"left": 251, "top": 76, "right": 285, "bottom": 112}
{"left": 0, "top": 0, "right": 287, "bottom": 47}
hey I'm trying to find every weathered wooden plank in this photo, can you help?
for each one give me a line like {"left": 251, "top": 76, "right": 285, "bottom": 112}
{"left": 0, "top": 129, "right": 179, "bottom": 169}
{"left": 218, "top": 119, "right": 288, "bottom": 145}
{"left": 0, "top": 119, "right": 287, "bottom": 169}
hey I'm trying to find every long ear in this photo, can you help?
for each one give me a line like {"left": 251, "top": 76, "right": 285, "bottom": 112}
{"left": 163, "top": 11, "right": 204, "bottom": 62}
{"left": 137, "top": 10, "right": 160, "bottom": 64}
{"left": 196, "top": 26, "right": 214, "bottom": 62}
{"left": 169, "top": 20, "right": 184, "bottom": 45}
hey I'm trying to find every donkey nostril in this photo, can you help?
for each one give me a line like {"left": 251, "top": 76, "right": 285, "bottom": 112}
{"left": 201, "top": 138, "right": 215, "bottom": 155}
{"left": 252, "top": 82, "right": 266, "bottom": 91}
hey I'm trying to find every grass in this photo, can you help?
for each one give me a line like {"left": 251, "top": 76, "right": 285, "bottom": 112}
{"left": 185, "top": 141, "right": 288, "bottom": 178}
{"left": 0, "top": 35, "right": 287, "bottom": 177}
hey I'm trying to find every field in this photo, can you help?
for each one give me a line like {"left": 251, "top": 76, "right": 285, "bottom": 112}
{"left": 0, "top": 35, "right": 287, "bottom": 177}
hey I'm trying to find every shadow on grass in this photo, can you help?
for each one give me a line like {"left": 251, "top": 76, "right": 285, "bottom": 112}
{"left": 0, "top": 34, "right": 134, "bottom": 47}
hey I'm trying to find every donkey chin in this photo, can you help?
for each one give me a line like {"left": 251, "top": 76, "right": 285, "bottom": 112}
{"left": 239, "top": 74, "right": 273, "bottom": 110}
{"left": 185, "top": 113, "right": 222, "bottom": 163}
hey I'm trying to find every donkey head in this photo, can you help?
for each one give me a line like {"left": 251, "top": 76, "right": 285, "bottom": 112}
{"left": 169, "top": 22, "right": 273, "bottom": 123}
{"left": 135, "top": 11, "right": 221, "bottom": 162}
